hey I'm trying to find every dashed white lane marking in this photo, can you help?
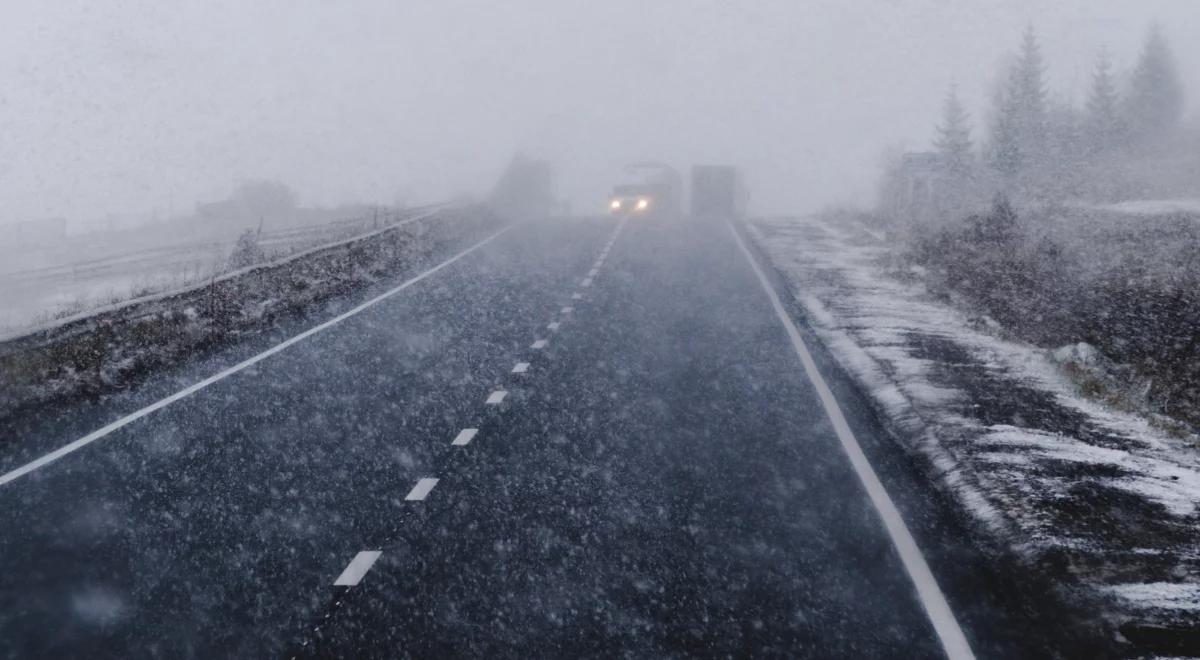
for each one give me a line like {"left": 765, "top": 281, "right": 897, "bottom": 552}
{"left": 581, "top": 278, "right": 593, "bottom": 287}
{"left": 451, "top": 428, "right": 479, "bottom": 446}
{"left": 405, "top": 477, "right": 440, "bottom": 501}
{"left": 727, "top": 222, "right": 975, "bottom": 660}
{"left": 0, "top": 225, "right": 515, "bottom": 489}
{"left": 530, "top": 339, "right": 548, "bottom": 349}
{"left": 486, "top": 390, "right": 508, "bottom": 404}
{"left": 512, "top": 362, "right": 530, "bottom": 374}
{"left": 561, "top": 306, "right": 574, "bottom": 314}
{"left": 547, "top": 321, "right": 561, "bottom": 332}
{"left": 588, "top": 268, "right": 599, "bottom": 277}
{"left": 334, "top": 551, "right": 382, "bottom": 586}
{"left": 571, "top": 293, "right": 583, "bottom": 300}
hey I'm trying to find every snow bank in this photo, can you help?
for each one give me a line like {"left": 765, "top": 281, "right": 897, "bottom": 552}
{"left": 748, "top": 214, "right": 1200, "bottom": 648}
{"left": 0, "top": 206, "right": 501, "bottom": 424}
{"left": 1077, "top": 199, "right": 1200, "bottom": 217}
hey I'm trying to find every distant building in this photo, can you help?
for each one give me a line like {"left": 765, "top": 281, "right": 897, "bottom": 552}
{"left": 898, "top": 152, "right": 943, "bottom": 211}
{"left": 881, "top": 151, "right": 961, "bottom": 224}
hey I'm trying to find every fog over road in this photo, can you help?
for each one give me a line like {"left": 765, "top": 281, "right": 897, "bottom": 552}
{"left": 0, "top": 214, "right": 1107, "bottom": 658}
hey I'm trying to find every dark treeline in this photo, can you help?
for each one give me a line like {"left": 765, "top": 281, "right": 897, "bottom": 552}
{"left": 880, "top": 25, "right": 1200, "bottom": 430}
{"left": 883, "top": 24, "right": 1195, "bottom": 221}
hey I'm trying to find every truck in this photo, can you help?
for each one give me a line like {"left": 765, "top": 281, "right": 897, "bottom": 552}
{"left": 689, "top": 165, "right": 747, "bottom": 218}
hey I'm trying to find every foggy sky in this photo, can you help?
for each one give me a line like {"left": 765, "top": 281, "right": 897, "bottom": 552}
{"left": 2, "top": 0, "right": 1198, "bottom": 229}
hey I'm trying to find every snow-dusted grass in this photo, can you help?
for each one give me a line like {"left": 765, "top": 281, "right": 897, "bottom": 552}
{"left": 1077, "top": 198, "right": 1200, "bottom": 217}
{"left": 0, "top": 206, "right": 496, "bottom": 425}
{"left": 749, "top": 213, "right": 1200, "bottom": 637}
{"left": 0, "top": 207, "right": 432, "bottom": 337}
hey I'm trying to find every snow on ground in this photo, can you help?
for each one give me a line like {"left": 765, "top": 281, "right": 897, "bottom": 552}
{"left": 749, "top": 214, "right": 1200, "bottom": 629}
{"left": 1075, "top": 198, "right": 1200, "bottom": 217}
{"left": 0, "top": 208, "right": 428, "bottom": 337}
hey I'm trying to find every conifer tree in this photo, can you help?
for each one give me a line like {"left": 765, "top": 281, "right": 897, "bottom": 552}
{"left": 1083, "top": 49, "right": 1122, "bottom": 155}
{"left": 1124, "top": 24, "right": 1184, "bottom": 142}
{"left": 933, "top": 84, "right": 974, "bottom": 177}
{"left": 988, "top": 26, "right": 1048, "bottom": 178}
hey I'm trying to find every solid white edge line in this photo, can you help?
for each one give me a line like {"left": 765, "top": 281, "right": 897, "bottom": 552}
{"left": 333, "top": 550, "right": 382, "bottom": 586}
{"left": 451, "top": 428, "right": 479, "bottom": 446}
{"left": 727, "top": 221, "right": 975, "bottom": 660}
{"left": 404, "top": 477, "right": 439, "bottom": 501}
{"left": 0, "top": 225, "right": 515, "bottom": 489}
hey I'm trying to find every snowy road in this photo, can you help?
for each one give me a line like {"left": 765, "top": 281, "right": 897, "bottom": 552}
{"left": 0, "top": 215, "right": 1103, "bottom": 658}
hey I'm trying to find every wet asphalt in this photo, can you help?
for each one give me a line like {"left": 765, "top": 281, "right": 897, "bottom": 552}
{"left": 0, "top": 213, "right": 1112, "bottom": 659}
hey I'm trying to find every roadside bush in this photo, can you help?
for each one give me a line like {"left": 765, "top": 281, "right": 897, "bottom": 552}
{"left": 228, "top": 229, "right": 266, "bottom": 270}
{"left": 914, "top": 196, "right": 1081, "bottom": 345}
{"left": 911, "top": 198, "right": 1200, "bottom": 428}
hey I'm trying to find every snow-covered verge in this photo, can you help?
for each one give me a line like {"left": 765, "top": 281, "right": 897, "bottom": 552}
{"left": 0, "top": 205, "right": 444, "bottom": 337}
{"left": 1076, "top": 198, "right": 1200, "bottom": 217}
{"left": 748, "top": 213, "right": 1200, "bottom": 655}
{"left": 0, "top": 206, "right": 503, "bottom": 425}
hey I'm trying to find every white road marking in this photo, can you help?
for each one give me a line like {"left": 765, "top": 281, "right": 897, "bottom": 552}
{"left": 486, "top": 390, "right": 508, "bottom": 404}
{"left": 581, "top": 278, "right": 592, "bottom": 287}
{"left": 334, "top": 551, "right": 382, "bottom": 586}
{"left": 0, "top": 225, "right": 514, "bottom": 489}
{"left": 727, "top": 222, "right": 975, "bottom": 660}
{"left": 571, "top": 293, "right": 583, "bottom": 300}
{"left": 512, "top": 362, "right": 530, "bottom": 374}
{"left": 547, "top": 321, "right": 561, "bottom": 332}
{"left": 451, "top": 428, "right": 479, "bottom": 446}
{"left": 405, "top": 477, "right": 439, "bottom": 501}
{"left": 561, "top": 306, "right": 574, "bottom": 314}
{"left": 588, "top": 268, "right": 599, "bottom": 277}
{"left": 530, "top": 339, "right": 548, "bottom": 349}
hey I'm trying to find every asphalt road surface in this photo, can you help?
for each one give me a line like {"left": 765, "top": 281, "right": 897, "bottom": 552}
{"left": 0, "top": 213, "right": 1111, "bottom": 659}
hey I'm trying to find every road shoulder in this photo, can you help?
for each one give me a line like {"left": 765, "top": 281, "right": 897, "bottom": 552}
{"left": 747, "top": 213, "right": 1200, "bottom": 656}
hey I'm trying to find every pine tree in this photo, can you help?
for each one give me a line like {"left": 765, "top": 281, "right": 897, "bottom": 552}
{"left": 988, "top": 26, "right": 1048, "bottom": 178}
{"left": 1045, "top": 101, "right": 1086, "bottom": 196}
{"left": 1124, "top": 24, "right": 1184, "bottom": 143}
{"left": 933, "top": 84, "right": 974, "bottom": 177}
{"left": 988, "top": 83, "right": 1022, "bottom": 177}
{"left": 1083, "top": 49, "right": 1122, "bottom": 155}
{"left": 1011, "top": 26, "right": 1048, "bottom": 166}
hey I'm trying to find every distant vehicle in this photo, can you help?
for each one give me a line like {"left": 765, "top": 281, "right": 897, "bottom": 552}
{"left": 609, "top": 183, "right": 670, "bottom": 215}
{"left": 609, "top": 161, "right": 683, "bottom": 216}
{"left": 690, "top": 165, "right": 747, "bottom": 218}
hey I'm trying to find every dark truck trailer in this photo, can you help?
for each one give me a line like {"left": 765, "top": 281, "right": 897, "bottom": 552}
{"left": 690, "top": 165, "right": 747, "bottom": 218}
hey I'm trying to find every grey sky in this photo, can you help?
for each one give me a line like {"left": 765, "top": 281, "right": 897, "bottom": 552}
{"left": 2, "top": 0, "right": 1197, "bottom": 228}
